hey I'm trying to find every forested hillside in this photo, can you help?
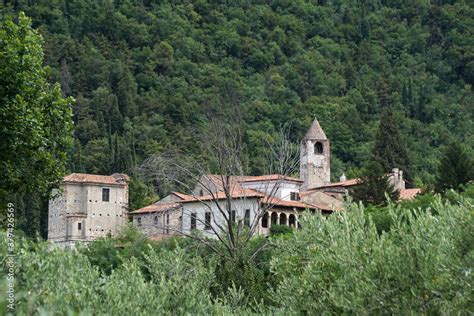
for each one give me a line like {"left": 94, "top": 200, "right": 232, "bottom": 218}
{"left": 1, "top": 1, "right": 473, "bottom": 233}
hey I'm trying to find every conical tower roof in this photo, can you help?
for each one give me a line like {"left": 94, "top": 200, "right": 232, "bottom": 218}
{"left": 303, "top": 117, "right": 327, "bottom": 140}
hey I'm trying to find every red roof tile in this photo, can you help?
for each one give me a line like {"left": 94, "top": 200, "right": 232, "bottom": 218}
{"left": 262, "top": 196, "right": 340, "bottom": 211}
{"left": 63, "top": 173, "right": 128, "bottom": 186}
{"left": 131, "top": 203, "right": 181, "bottom": 214}
{"left": 202, "top": 174, "right": 302, "bottom": 190}
{"left": 241, "top": 174, "right": 303, "bottom": 183}
{"left": 180, "top": 188, "right": 265, "bottom": 203}
{"left": 399, "top": 188, "right": 421, "bottom": 200}
{"left": 171, "top": 191, "right": 193, "bottom": 200}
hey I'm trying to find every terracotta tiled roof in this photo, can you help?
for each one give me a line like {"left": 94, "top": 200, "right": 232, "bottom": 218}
{"left": 399, "top": 188, "right": 421, "bottom": 200}
{"left": 241, "top": 174, "right": 303, "bottom": 183}
{"left": 131, "top": 203, "right": 181, "bottom": 214}
{"left": 300, "top": 179, "right": 360, "bottom": 194}
{"left": 171, "top": 191, "right": 193, "bottom": 200}
{"left": 180, "top": 188, "right": 265, "bottom": 203}
{"left": 263, "top": 195, "right": 341, "bottom": 211}
{"left": 63, "top": 173, "right": 128, "bottom": 186}
{"left": 203, "top": 174, "right": 302, "bottom": 190}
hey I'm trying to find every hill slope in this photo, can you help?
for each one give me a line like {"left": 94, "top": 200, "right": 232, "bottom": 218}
{"left": 5, "top": 0, "right": 473, "bottom": 189}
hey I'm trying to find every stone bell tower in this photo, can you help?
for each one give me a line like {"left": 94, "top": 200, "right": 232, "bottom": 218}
{"left": 300, "top": 117, "right": 330, "bottom": 190}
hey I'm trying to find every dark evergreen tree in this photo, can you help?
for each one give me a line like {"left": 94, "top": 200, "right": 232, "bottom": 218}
{"left": 373, "top": 108, "right": 413, "bottom": 183}
{"left": 352, "top": 160, "right": 400, "bottom": 206}
{"left": 435, "top": 141, "right": 474, "bottom": 193}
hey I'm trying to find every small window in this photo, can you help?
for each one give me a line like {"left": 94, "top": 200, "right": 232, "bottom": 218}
{"left": 190, "top": 213, "right": 197, "bottom": 230}
{"left": 78, "top": 223, "right": 82, "bottom": 230}
{"left": 154, "top": 215, "right": 158, "bottom": 225}
{"left": 102, "top": 188, "right": 110, "bottom": 202}
{"left": 137, "top": 217, "right": 142, "bottom": 226}
{"left": 230, "top": 210, "right": 236, "bottom": 224}
{"left": 199, "top": 189, "right": 203, "bottom": 196}
{"left": 244, "top": 209, "right": 250, "bottom": 227}
{"left": 315, "top": 142, "right": 323, "bottom": 154}
{"left": 166, "top": 213, "right": 170, "bottom": 234}
{"left": 205, "top": 212, "right": 211, "bottom": 230}
{"left": 290, "top": 192, "right": 300, "bottom": 201}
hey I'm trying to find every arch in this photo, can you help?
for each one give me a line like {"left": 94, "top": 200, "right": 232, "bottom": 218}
{"left": 261, "top": 212, "right": 269, "bottom": 228}
{"left": 271, "top": 212, "right": 278, "bottom": 225}
{"left": 315, "top": 142, "right": 323, "bottom": 154}
{"left": 289, "top": 214, "right": 296, "bottom": 227}
{"left": 279, "top": 213, "right": 287, "bottom": 225}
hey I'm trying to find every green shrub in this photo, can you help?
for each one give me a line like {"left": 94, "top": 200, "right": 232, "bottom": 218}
{"left": 0, "top": 237, "right": 232, "bottom": 315}
{"left": 270, "top": 225, "right": 293, "bottom": 236}
{"left": 270, "top": 194, "right": 473, "bottom": 314}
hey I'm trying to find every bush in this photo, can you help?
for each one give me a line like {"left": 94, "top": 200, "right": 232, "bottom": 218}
{"left": 270, "top": 224, "right": 293, "bottom": 236}
{"left": 270, "top": 194, "right": 473, "bottom": 314}
{"left": 0, "top": 236, "right": 231, "bottom": 315}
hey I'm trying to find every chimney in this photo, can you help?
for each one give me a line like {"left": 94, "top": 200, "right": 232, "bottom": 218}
{"left": 339, "top": 173, "right": 347, "bottom": 182}
{"left": 390, "top": 168, "right": 405, "bottom": 190}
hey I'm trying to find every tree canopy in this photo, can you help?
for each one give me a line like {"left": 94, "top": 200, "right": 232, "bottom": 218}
{"left": 435, "top": 141, "right": 473, "bottom": 193}
{"left": 0, "top": 12, "right": 73, "bottom": 201}
{"left": 1, "top": 1, "right": 471, "bottom": 188}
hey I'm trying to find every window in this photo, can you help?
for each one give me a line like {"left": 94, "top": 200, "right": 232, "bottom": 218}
{"left": 205, "top": 212, "right": 212, "bottom": 230}
{"left": 137, "top": 217, "right": 142, "bottom": 226}
{"left": 315, "top": 142, "right": 323, "bottom": 154}
{"left": 199, "top": 189, "right": 204, "bottom": 196}
{"left": 78, "top": 223, "right": 82, "bottom": 230}
{"left": 190, "top": 213, "right": 197, "bottom": 230}
{"left": 290, "top": 192, "right": 300, "bottom": 201}
{"left": 102, "top": 188, "right": 110, "bottom": 202}
{"left": 244, "top": 209, "right": 250, "bottom": 227}
{"left": 165, "top": 213, "right": 170, "bottom": 234}
{"left": 154, "top": 215, "right": 158, "bottom": 225}
{"left": 230, "top": 210, "right": 236, "bottom": 224}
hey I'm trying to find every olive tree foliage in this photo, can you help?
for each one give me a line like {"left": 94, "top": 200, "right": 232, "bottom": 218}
{"left": 0, "top": 237, "right": 233, "bottom": 315}
{"left": 270, "top": 194, "right": 473, "bottom": 314}
{"left": 0, "top": 12, "right": 73, "bottom": 201}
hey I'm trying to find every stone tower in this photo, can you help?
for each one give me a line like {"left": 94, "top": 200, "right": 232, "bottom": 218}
{"left": 300, "top": 117, "right": 330, "bottom": 190}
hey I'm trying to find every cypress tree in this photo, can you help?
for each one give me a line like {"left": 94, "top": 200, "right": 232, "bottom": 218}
{"left": 402, "top": 81, "right": 409, "bottom": 108}
{"left": 373, "top": 108, "right": 412, "bottom": 183}
{"left": 435, "top": 141, "right": 473, "bottom": 193}
{"left": 407, "top": 80, "right": 416, "bottom": 118}
{"left": 352, "top": 160, "right": 400, "bottom": 206}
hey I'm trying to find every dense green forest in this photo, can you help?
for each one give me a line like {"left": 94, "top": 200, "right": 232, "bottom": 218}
{"left": 1, "top": 0, "right": 473, "bottom": 236}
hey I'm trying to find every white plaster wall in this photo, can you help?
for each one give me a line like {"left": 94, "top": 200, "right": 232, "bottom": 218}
{"left": 240, "top": 181, "right": 301, "bottom": 201}
{"left": 181, "top": 198, "right": 260, "bottom": 238}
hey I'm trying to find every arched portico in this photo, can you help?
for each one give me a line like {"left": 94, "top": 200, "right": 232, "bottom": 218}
{"left": 279, "top": 213, "right": 287, "bottom": 225}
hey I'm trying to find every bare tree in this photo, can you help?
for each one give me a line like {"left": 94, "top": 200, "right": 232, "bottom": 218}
{"left": 139, "top": 120, "right": 299, "bottom": 260}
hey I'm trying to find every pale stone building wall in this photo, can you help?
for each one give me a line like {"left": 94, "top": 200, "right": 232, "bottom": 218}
{"left": 300, "top": 118, "right": 331, "bottom": 190}
{"left": 48, "top": 174, "right": 129, "bottom": 248}
{"left": 132, "top": 207, "right": 182, "bottom": 238}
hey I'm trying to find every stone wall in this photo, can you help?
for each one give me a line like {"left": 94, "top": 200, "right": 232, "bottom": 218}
{"left": 132, "top": 208, "right": 182, "bottom": 238}
{"left": 48, "top": 182, "right": 128, "bottom": 247}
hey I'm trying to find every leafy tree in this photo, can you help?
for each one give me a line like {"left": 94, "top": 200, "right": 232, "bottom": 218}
{"left": 0, "top": 12, "right": 73, "bottom": 201}
{"left": 352, "top": 160, "right": 400, "bottom": 206}
{"left": 435, "top": 141, "right": 474, "bottom": 193}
